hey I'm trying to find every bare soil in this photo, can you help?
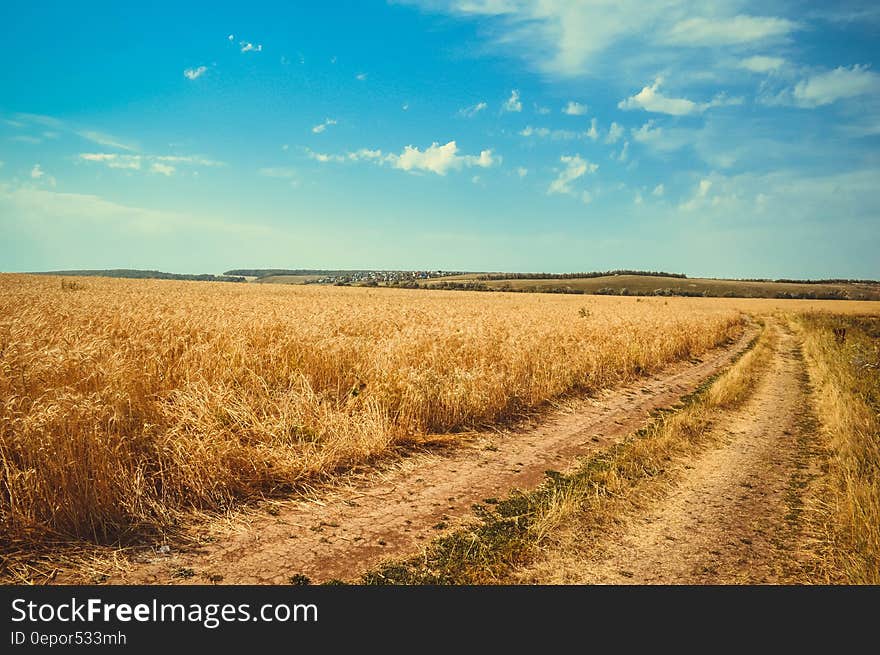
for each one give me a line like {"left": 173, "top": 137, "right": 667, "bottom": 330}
{"left": 92, "top": 328, "right": 755, "bottom": 585}
{"left": 530, "top": 323, "right": 816, "bottom": 584}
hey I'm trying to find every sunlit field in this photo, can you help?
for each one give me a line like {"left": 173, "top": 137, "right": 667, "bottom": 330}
{"left": 1, "top": 274, "right": 877, "bottom": 553}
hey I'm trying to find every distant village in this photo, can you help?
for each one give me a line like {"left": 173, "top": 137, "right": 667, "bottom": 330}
{"left": 308, "top": 270, "right": 457, "bottom": 286}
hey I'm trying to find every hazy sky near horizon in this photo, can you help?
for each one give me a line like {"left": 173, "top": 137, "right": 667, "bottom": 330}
{"left": 1, "top": 0, "right": 879, "bottom": 278}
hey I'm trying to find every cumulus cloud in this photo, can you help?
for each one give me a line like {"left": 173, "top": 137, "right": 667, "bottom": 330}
{"left": 503, "top": 89, "right": 522, "bottom": 112}
{"left": 586, "top": 117, "right": 598, "bottom": 141}
{"left": 739, "top": 56, "right": 786, "bottom": 73}
{"left": 516, "top": 167, "right": 528, "bottom": 178}
{"left": 619, "top": 78, "right": 702, "bottom": 115}
{"left": 308, "top": 141, "right": 498, "bottom": 176}
{"left": 183, "top": 66, "right": 207, "bottom": 80}
{"left": 355, "top": 72, "right": 368, "bottom": 81}
{"left": 240, "top": 41, "right": 263, "bottom": 53}
{"left": 605, "top": 122, "right": 624, "bottom": 144}
{"left": 150, "top": 163, "right": 175, "bottom": 176}
{"left": 631, "top": 120, "right": 663, "bottom": 143}
{"left": 679, "top": 178, "right": 713, "bottom": 211}
{"left": 652, "top": 183, "right": 665, "bottom": 196}
{"left": 459, "top": 101, "right": 488, "bottom": 117}
{"left": 563, "top": 101, "right": 588, "bottom": 115}
{"left": 394, "top": 141, "right": 497, "bottom": 175}
{"left": 663, "top": 15, "right": 799, "bottom": 46}
{"left": 792, "top": 64, "right": 880, "bottom": 107}
{"left": 312, "top": 118, "right": 338, "bottom": 134}
{"left": 619, "top": 78, "right": 741, "bottom": 115}
{"left": 547, "top": 154, "right": 597, "bottom": 196}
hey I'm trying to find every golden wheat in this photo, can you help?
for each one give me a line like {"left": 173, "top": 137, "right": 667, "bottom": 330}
{"left": 0, "top": 274, "right": 871, "bottom": 553}
{"left": 798, "top": 314, "right": 880, "bottom": 583}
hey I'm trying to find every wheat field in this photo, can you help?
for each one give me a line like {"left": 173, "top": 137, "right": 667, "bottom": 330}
{"left": 4, "top": 274, "right": 877, "bottom": 554}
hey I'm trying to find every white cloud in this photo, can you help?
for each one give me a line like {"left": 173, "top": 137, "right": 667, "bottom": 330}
{"left": 586, "top": 117, "right": 598, "bottom": 141}
{"left": 259, "top": 167, "right": 299, "bottom": 186}
{"left": 792, "top": 65, "right": 880, "bottom": 107}
{"left": 516, "top": 167, "right": 528, "bottom": 178}
{"left": 308, "top": 141, "right": 498, "bottom": 176}
{"left": 228, "top": 34, "right": 234, "bottom": 41}
{"left": 548, "top": 154, "right": 597, "bottom": 196}
{"left": 308, "top": 151, "right": 346, "bottom": 163}
{"left": 402, "top": 103, "right": 410, "bottom": 111}
{"left": 679, "top": 178, "right": 713, "bottom": 211}
{"left": 534, "top": 104, "right": 551, "bottom": 115}
{"left": 79, "top": 153, "right": 142, "bottom": 170}
{"left": 605, "top": 122, "right": 624, "bottom": 144}
{"left": 581, "top": 190, "right": 593, "bottom": 204}
{"left": 652, "top": 183, "right": 665, "bottom": 196}
{"left": 619, "top": 78, "right": 741, "bottom": 116}
{"left": 150, "top": 163, "right": 175, "bottom": 176}
{"left": 312, "top": 118, "right": 338, "bottom": 134}
{"left": 259, "top": 167, "right": 297, "bottom": 178}
{"left": 663, "top": 15, "right": 799, "bottom": 46}
{"left": 152, "top": 155, "right": 224, "bottom": 167}
{"left": 634, "top": 191, "right": 643, "bottom": 205}
{"left": 619, "top": 78, "right": 701, "bottom": 115}
{"left": 183, "top": 66, "right": 207, "bottom": 80}
{"left": 563, "top": 101, "right": 588, "bottom": 115}
{"left": 1, "top": 183, "right": 272, "bottom": 237}
{"left": 631, "top": 120, "right": 663, "bottom": 143}
{"left": 78, "top": 153, "right": 222, "bottom": 172}
{"left": 77, "top": 130, "right": 137, "bottom": 152}
{"left": 616, "top": 141, "right": 630, "bottom": 162}
{"left": 11, "top": 135, "right": 42, "bottom": 144}
{"left": 394, "top": 141, "right": 497, "bottom": 175}
{"left": 240, "top": 42, "right": 263, "bottom": 53}
{"left": 29, "top": 164, "right": 56, "bottom": 186}
{"left": 739, "top": 55, "right": 786, "bottom": 73}
{"left": 282, "top": 144, "right": 289, "bottom": 151}
{"left": 459, "top": 101, "right": 488, "bottom": 117}
{"left": 519, "top": 124, "right": 597, "bottom": 140}
{"left": 356, "top": 72, "right": 368, "bottom": 81}
{"left": 503, "top": 89, "right": 522, "bottom": 112}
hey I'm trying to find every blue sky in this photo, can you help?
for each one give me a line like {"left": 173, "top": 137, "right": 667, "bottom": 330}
{"left": 1, "top": 0, "right": 879, "bottom": 277}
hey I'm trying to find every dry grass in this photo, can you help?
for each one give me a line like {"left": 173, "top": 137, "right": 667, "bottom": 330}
{"left": 798, "top": 314, "right": 880, "bottom": 584}
{"left": 1, "top": 274, "right": 749, "bottom": 556}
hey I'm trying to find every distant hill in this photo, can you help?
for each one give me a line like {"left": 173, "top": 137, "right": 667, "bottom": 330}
{"left": 424, "top": 274, "right": 880, "bottom": 301}
{"left": 32, "top": 269, "right": 246, "bottom": 283}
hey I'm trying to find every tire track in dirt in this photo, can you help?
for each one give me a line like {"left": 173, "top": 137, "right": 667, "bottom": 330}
{"left": 105, "top": 327, "right": 756, "bottom": 585}
{"left": 557, "top": 321, "right": 813, "bottom": 584}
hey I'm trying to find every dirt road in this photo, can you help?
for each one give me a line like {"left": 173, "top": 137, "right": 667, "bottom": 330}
{"left": 102, "top": 327, "right": 755, "bottom": 584}
{"left": 538, "top": 322, "right": 815, "bottom": 584}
